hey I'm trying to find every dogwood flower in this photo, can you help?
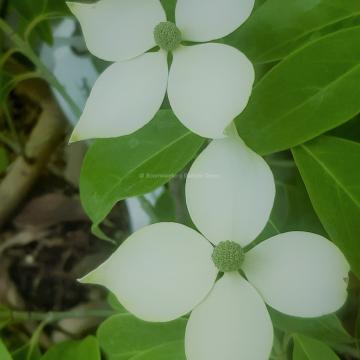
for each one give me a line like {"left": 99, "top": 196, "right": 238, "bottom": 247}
{"left": 67, "top": 0, "right": 255, "bottom": 141}
{"left": 80, "top": 137, "right": 349, "bottom": 360}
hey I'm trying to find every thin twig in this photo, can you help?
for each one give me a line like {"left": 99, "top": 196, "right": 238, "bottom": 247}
{"left": 0, "top": 18, "right": 81, "bottom": 118}
{"left": 7, "top": 309, "right": 116, "bottom": 324}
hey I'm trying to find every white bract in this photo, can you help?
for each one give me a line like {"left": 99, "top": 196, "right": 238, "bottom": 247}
{"left": 80, "top": 137, "right": 350, "bottom": 360}
{"left": 67, "top": 0, "right": 255, "bottom": 141}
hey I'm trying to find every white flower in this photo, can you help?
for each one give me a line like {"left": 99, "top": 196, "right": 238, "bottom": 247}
{"left": 80, "top": 137, "right": 349, "bottom": 360}
{"left": 67, "top": 0, "right": 255, "bottom": 141}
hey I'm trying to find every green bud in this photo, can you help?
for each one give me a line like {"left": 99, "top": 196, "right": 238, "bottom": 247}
{"left": 212, "top": 241, "right": 245, "bottom": 272}
{"left": 154, "top": 21, "right": 182, "bottom": 52}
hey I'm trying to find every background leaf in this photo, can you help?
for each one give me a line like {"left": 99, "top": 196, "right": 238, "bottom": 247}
{"left": 226, "top": 0, "right": 360, "bottom": 63}
{"left": 97, "top": 314, "right": 186, "bottom": 358}
{"left": 0, "top": 340, "right": 12, "bottom": 360}
{"left": 293, "top": 334, "right": 340, "bottom": 359}
{"left": 153, "top": 190, "right": 176, "bottom": 222}
{"left": 129, "top": 341, "right": 185, "bottom": 360}
{"left": 293, "top": 136, "right": 360, "bottom": 277}
{"left": 254, "top": 154, "right": 325, "bottom": 246}
{"left": 236, "top": 26, "right": 360, "bottom": 155}
{"left": 270, "top": 309, "right": 352, "bottom": 346}
{"left": 10, "top": 0, "right": 68, "bottom": 44}
{"left": 41, "top": 336, "right": 100, "bottom": 360}
{"left": 80, "top": 110, "right": 204, "bottom": 227}
{"left": 12, "top": 344, "right": 41, "bottom": 360}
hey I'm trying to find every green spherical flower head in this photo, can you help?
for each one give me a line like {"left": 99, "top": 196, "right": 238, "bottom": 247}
{"left": 212, "top": 241, "right": 245, "bottom": 272}
{"left": 154, "top": 21, "right": 182, "bottom": 51}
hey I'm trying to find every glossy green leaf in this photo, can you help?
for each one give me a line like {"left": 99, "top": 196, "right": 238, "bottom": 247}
{"left": 293, "top": 334, "right": 340, "bottom": 360}
{"left": 108, "top": 356, "right": 132, "bottom": 360}
{"left": 293, "top": 136, "right": 360, "bottom": 277}
{"left": 226, "top": 0, "right": 360, "bottom": 63}
{"left": 80, "top": 110, "right": 204, "bottom": 227}
{"left": 97, "top": 314, "right": 186, "bottom": 358}
{"left": 270, "top": 309, "right": 352, "bottom": 346}
{"left": 236, "top": 26, "right": 360, "bottom": 155}
{"left": 41, "top": 336, "right": 100, "bottom": 360}
{"left": 329, "top": 115, "right": 360, "bottom": 143}
{"left": 130, "top": 341, "right": 185, "bottom": 360}
{"left": 0, "top": 340, "right": 12, "bottom": 360}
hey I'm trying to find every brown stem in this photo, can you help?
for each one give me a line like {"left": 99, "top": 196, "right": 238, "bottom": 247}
{"left": 0, "top": 79, "right": 67, "bottom": 228}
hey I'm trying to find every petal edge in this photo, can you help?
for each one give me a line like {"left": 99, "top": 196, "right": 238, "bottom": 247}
{"left": 81, "top": 222, "right": 217, "bottom": 322}
{"left": 243, "top": 231, "right": 350, "bottom": 317}
{"left": 185, "top": 273, "right": 273, "bottom": 360}
{"left": 71, "top": 51, "right": 168, "bottom": 141}
{"left": 68, "top": 0, "right": 166, "bottom": 61}
{"left": 186, "top": 136, "right": 275, "bottom": 246}
{"left": 168, "top": 44, "right": 254, "bottom": 139}
{"left": 176, "top": 0, "right": 255, "bottom": 42}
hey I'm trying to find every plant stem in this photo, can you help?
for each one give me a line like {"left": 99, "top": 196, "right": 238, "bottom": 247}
{"left": 2, "top": 101, "right": 25, "bottom": 157}
{"left": 0, "top": 18, "right": 81, "bottom": 118}
{"left": 6, "top": 309, "right": 116, "bottom": 324}
{"left": 138, "top": 195, "right": 158, "bottom": 223}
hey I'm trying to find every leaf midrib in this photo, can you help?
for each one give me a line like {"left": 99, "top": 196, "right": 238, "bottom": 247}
{"left": 91, "top": 131, "right": 200, "bottom": 223}
{"left": 255, "top": 11, "right": 360, "bottom": 63}
{"left": 259, "top": 58, "right": 360, "bottom": 134}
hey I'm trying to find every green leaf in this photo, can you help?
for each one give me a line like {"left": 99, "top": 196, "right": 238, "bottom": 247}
{"left": 11, "top": 0, "right": 52, "bottom": 44}
{"left": 80, "top": 110, "right": 204, "bottom": 227}
{"left": 356, "top": 305, "right": 360, "bottom": 354}
{"left": 292, "top": 136, "right": 360, "bottom": 277}
{"left": 153, "top": 190, "right": 176, "bottom": 222}
{"left": 329, "top": 115, "right": 360, "bottom": 143}
{"left": 41, "top": 336, "right": 100, "bottom": 360}
{"left": 12, "top": 345, "right": 41, "bottom": 360}
{"left": 270, "top": 309, "right": 352, "bottom": 346}
{"left": 226, "top": 0, "right": 360, "bottom": 63}
{"left": 0, "top": 340, "right": 12, "bottom": 360}
{"left": 10, "top": 0, "right": 68, "bottom": 44}
{"left": 130, "top": 341, "right": 185, "bottom": 360}
{"left": 254, "top": 154, "right": 325, "bottom": 246}
{"left": 293, "top": 334, "right": 340, "bottom": 360}
{"left": 97, "top": 314, "right": 186, "bottom": 358}
{"left": 236, "top": 26, "right": 360, "bottom": 155}
{"left": 107, "top": 291, "right": 127, "bottom": 313}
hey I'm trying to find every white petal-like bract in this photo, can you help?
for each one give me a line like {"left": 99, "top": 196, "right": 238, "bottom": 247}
{"left": 243, "top": 232, "right": 350, "bottom": 317}
{"left": 186, "top": 137, "right": 275, "bottom": 246}
{"left": 176, "top": 0, "right": 255, "bottom": 42}
{"left": 168, "top": 44, "right": 254, "bottom": 138}
{"left": 185, "top": 273, "right": 273, "bottom": 360}
{"left": 80, "top": 223, "right": 217, "bottom": 322}
{"left": 70, "top": 51, "right": 168, "bottom": 141}
{"left": 68, "top": 0, "right": 166, "bottom": 61}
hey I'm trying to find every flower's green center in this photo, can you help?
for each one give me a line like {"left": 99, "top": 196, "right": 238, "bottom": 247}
{"left": 154, "top": 21, "right": 182, "bottom": 51}
{"left": 212, "top": 241, "right": 245, "bottom": 272}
